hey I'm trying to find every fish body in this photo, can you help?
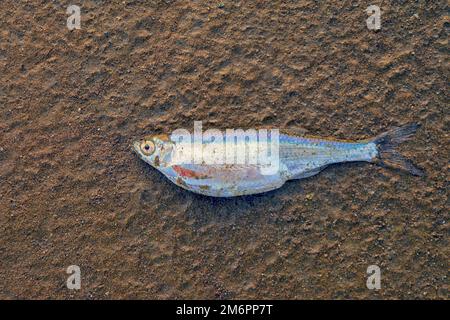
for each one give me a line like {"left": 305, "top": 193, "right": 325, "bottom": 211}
{"left": 133, "top": 124, "right": 422, "bottom": 197}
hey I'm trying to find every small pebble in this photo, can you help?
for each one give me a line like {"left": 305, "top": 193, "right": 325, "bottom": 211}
{"left": 306, "top": 193, "right": 314, "bottom": 200}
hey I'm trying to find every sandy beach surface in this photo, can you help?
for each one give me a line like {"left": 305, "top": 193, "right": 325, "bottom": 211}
{"left": 0, "top": 1, "right": 448, "bottom": 299}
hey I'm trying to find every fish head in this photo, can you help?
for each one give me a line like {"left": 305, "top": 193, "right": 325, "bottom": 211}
{"left": 132, "top": 134, "right": 174, "bottom": 168}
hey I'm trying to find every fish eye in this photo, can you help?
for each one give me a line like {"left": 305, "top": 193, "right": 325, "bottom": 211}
{"left": 140, "top": 140, "right": 155, "bottom": 156}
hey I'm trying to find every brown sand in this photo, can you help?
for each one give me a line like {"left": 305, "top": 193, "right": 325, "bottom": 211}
{"left": 0, "top": 1, "right": 448, "bottom": 299}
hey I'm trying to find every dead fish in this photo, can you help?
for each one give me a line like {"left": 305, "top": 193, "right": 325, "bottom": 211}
{"left": 132, "top": 123, "right": 423, "bottom": 197}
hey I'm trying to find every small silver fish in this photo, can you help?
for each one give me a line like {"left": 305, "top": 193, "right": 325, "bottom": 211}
{"left": 132, "top": 124, "right": 423, "bottom": 197}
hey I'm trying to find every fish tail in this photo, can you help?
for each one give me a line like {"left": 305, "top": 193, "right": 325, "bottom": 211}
{"left": 371, "top": 123, "right": 424, "bottom": 176}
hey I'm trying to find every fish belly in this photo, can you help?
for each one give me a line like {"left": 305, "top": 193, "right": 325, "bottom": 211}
{"left": 161, "top": 163, "right": 287, "bottom": 197}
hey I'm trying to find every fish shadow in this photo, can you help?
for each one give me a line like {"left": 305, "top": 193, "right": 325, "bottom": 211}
{"left": 132, "top": 155, "right": 376, "bottom": 227}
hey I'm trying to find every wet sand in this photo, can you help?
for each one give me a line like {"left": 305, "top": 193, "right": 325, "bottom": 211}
{"left": 0, "top": 1, "right": 448, "bottom": 299}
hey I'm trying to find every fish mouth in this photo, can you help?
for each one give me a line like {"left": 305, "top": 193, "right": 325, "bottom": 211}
{"left": 131, "top": 141, "right": 141, "bottom": 156}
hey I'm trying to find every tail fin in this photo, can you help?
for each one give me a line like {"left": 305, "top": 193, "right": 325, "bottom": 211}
{"left": 371, "top": 123, "right": 424, "bottom": 176}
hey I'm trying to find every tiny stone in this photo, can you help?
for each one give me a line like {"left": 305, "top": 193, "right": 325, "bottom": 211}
{"left": 306, "top": 193, "right": 314, "bottom": 200}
